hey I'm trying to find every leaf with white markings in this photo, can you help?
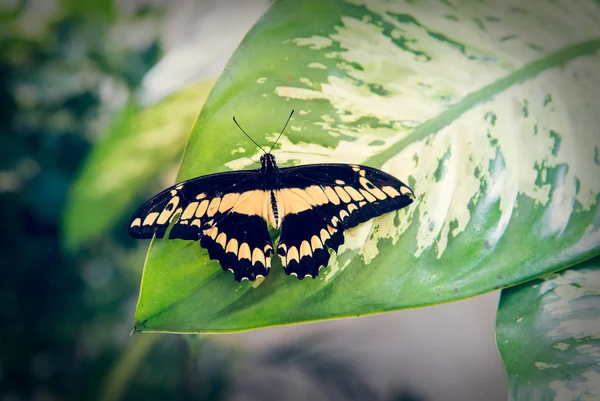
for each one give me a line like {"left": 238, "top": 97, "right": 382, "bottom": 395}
{"left": 134, "top": 0, "right": 600, "bottom": 333}
{"left": 497, "top": 257, "right": 600, "bottom": 401}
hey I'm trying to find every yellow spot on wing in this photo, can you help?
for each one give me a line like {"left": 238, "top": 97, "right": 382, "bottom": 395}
{"left": 359, "top": 177, "right": 387, "bottom": 200}
{"left": 278, "top": 188, "right": 312, "bottom": 215}
{"left": 382, "top": 186, "right": 401, "bottom": 197}
{"left": 344, "top": 186, "right": 364, "bottom": 201}
{"left": 252, "top": 248, "right": 265, "bottom": 265}
{"left": 348, "top": 203, "right": 358, "bottom": 213}
{"left": 304, "top": 185, "right": 329, "bottom": 205}
{"left": 191, "top": 219, "right": 201, "bottom": 227}
{"left": 131, "top": 218, "right": 141, "bottom": 228}
{"left": 196, "top": 193, "right": 207, "bottom": 200}
{"left": 319, "top": 229, "right": 330, "bottom": 242}
{"left": 289, "top": 187, "right": 317, "bottom": 206}
{"left": 219, "top": 192, "right": 240, "bottom": 213}
{"left": 216, "top": 232, "right": 227, "bottom": 248}
{"left": 158, "top": 196, "right": 180, "bottom": 224}
{"left": 287, "top": 246, "right": 299, "bottom": 263}
{"left": 323, "top": 186, "right": 340, "bottom": 205}
{"left": 181, "top": 202, "right": 199, "bottom": 219}
{"left": 232, "top": 190, "right": 269, "bottom": 217}
{"left": 334, "top": 186, "right": 352, "bottom": 203}
{"left": 339, "top": 210, "right": 349, "bottom": 220}
{"left": 369, "top": 187, "right": 387, "bottom": 200}
{"left": 400, "top": 186, "right": 413, "bottom": 196}
{"left": 360, "top": 189, "right": 376, "bottom": 202}
{"left": 311, "top": 235, "right": 322, "bottom": 250}
{"left": 226, "top": 238, "right": 238, "bottom": 254}
{"left": 143, "top": 212, "right": 159, "bottom": 226}
{"left": 207, "top": 197, "right": 221, "bottom": 217}
{"left": 239, "top": 243, "right": 251, "bottom": 260}
{"left": 196, "top": 199, "right": 210, "bottom": 218}
{"left": 300, "top": 241, "right": 311, "bottom": 258}
{"left": 205, "top": 226, "right": 218, "bottom": 239}
{"left": 335, "top": 179, "right": 345, "bottom": 185}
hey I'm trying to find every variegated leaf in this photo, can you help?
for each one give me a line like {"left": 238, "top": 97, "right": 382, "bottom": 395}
{"left": 134, "top": 0, "right": 600, "bottom": 333}
{"left": 497, "top": 257, "right": 600, "bottom": 401}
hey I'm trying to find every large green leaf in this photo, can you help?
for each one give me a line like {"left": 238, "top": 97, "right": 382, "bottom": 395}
{"left": 134, "top": 0, "right": 600, "bottom": 333}
{"left": 496, "top": 256, "right": 600, "bottom": 401}
{"left": 65, "top": 79, "right": 215, "bottom": 248}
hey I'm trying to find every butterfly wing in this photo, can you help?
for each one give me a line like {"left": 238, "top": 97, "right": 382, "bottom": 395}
{"left": 274, "top": 164, "right": 414, "bottom": 279}
{"left": 200, "top": 209, "right": 274, "bottom": 282}
{"left": 129, "top": 170, "right": 273, "bottom": 281}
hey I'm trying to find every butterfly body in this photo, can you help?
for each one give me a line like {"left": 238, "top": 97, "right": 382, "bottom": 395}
{"left": 130, "top": 152, "right": 414, "bottom": 282}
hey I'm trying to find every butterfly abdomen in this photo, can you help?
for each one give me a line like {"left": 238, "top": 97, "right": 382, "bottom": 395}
{"left": 270, "top": 191, "right": 279, "bottom": 226}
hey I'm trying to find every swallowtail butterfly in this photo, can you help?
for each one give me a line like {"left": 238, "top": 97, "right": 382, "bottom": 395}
{"left": 129, "top": 111, "right": 414, "bottom": 282}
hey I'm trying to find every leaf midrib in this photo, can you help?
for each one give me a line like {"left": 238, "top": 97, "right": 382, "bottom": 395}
{"left": 365, "top": 39, "right": 600, "bottom": 169}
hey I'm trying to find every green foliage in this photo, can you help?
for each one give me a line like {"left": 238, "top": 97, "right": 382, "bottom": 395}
{"left": 134, "top": 0, "right": 600, "bottom": 333}
{"left": 0, "top": 2, "right": 186, "bottom": 401}
{"left": 65, "top": 79, "right": 215, "bottom": 248}
{"left": 496, "top": 257, "right": 600, "bottom": 401}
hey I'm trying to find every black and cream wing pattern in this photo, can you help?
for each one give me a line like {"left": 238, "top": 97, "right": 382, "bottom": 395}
{"left": 129, "top": 161, "right": 414, "bottom": 282}
{"left": 129, "top": 171, "right": 275, "bottom": 282}
{"left": 273, "top": 164, "right": 414, "bottom": 279}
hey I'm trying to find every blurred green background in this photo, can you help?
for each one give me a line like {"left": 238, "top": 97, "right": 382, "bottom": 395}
{"left": 0, "top": 1, "right": 507, "bottom": 400}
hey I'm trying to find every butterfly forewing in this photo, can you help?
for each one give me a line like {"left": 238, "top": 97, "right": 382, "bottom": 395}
{"left": 129, "top": 171, "right": 275, "bottom": 281}
{"left": 129, "top": 170, "right": 258, "bottom": 239}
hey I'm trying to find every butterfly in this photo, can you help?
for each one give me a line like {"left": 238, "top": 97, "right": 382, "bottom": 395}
{"left": 129, "top": 111, "right": 414, "bottom": 282}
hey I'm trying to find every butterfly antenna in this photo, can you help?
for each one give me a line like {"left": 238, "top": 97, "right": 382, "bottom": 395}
{"left": 269, "top": 109, "right": 294, "bottom": 153}
{"left": 233, "top": 116, "right": 267, "bottom": 154}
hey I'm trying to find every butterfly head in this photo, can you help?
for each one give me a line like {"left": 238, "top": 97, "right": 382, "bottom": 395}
{"left": 260, "top": 153, "right": 277, "bottom": 173}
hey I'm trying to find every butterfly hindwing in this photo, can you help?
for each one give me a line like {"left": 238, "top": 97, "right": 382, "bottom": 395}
{"left": 200, "top": 212, "right": 273, "bottom": 281}
{"left": 275, "top": 164, "right": 414, "bottom": 279}
{"left": 277, "top": 207, "right": 344, "bottom": 278}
